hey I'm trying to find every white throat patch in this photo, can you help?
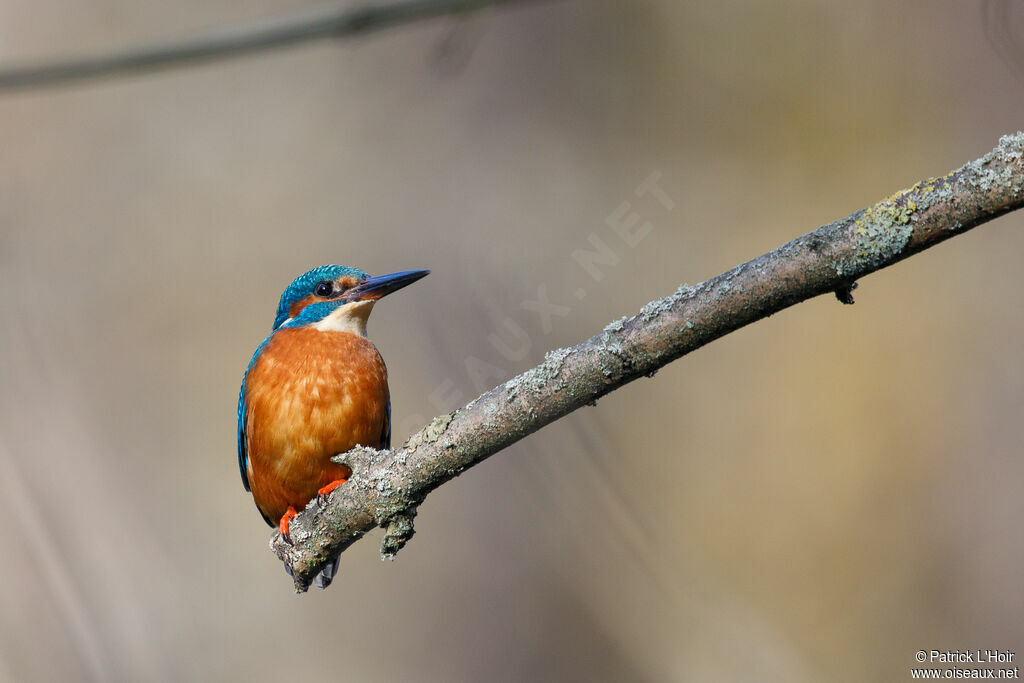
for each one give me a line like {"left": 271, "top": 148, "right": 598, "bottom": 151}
{"left": 311, "top": 300, "right": 375, "bottom": 336}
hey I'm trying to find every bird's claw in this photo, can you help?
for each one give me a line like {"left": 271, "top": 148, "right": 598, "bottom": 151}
{"left": 315, "top": 479, "right": 347, "bottom": 509}
{"left": 278, "top": 506, "right": 297, "bottom": 545}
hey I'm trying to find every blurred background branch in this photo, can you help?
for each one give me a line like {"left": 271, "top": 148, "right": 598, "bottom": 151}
{"left": 276, "top": 133, "right": 1024, "bottom": 592}
{"left": 0, "top": 0, "right": 541, "bottom": 90}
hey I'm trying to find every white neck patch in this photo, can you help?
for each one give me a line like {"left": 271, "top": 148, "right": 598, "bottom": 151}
{"left": 311, "top": 300, "right": 375, "bottom": 336}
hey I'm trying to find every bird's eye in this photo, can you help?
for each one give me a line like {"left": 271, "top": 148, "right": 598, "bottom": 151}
{"left": 314, "top": 281, "right": 334, "bottom": 297}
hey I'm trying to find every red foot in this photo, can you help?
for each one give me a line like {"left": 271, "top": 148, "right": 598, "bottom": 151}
{"left": 278, "top": 506, "right": 297, "bottom": 543}
{"left": 316, "top": 478, "right": 348, "bottom": 506}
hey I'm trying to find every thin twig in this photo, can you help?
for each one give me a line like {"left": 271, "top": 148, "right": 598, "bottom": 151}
{"left": 0, "top": 0, "right": 538, "bottom": 90}
{"left": 273, "top": 133, "right": 1024, "bottom": 592}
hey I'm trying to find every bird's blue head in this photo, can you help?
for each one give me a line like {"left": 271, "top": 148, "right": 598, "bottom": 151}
{"left": 273, "top": 264, "right": 429, "bottom": 331}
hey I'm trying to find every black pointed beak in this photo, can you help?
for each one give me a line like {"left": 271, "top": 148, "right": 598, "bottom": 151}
{"left": 344, "top": 269, "right": 430, "bottom": 302}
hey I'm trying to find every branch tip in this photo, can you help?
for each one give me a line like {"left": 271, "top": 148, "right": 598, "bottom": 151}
{"left": 834, "top": 281, "right": 858, "bottom": 305}
{"left": 380, "top": 511, "right": 418, "bottom": 560}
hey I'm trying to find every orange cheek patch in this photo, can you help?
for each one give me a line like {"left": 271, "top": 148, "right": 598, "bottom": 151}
{"left": 288, "top": 276, "right": 361, "bottom": 319}
{"left": 289, "top": 294, "right": 319, "bottom": 319}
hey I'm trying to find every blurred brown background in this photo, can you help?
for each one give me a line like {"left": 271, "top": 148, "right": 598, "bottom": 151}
{"left": 1, "top": 1, "right": 1022, "bottom": 681}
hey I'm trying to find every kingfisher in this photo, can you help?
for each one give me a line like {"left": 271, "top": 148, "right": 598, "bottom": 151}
{"left": 238, "top": 264, "right": 429, "bottom": 586}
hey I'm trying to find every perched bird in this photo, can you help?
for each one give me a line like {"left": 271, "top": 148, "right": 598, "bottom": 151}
{"left": 238, "top": 265, "right": 428, "bottom": 587}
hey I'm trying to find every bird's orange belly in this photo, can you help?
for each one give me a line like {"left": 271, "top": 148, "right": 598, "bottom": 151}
{"left": 244, "top": 327, "right": 389, "bottom": 523}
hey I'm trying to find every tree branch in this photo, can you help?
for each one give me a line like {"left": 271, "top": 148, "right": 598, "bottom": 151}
{"left": 275, "top": 133, "right": 1024, "bottom": 592}
{"left": 0, "top": 0, "right": 540, "bottom": 91}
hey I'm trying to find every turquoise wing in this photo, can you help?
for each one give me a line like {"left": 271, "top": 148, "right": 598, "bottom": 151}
{"left": 238, "top": 334, "right": 272, "bottom": 493}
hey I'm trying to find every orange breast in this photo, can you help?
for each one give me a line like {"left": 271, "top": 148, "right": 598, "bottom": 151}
{"left": 244, "top": 327, "right": 389, "bottom": 524}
